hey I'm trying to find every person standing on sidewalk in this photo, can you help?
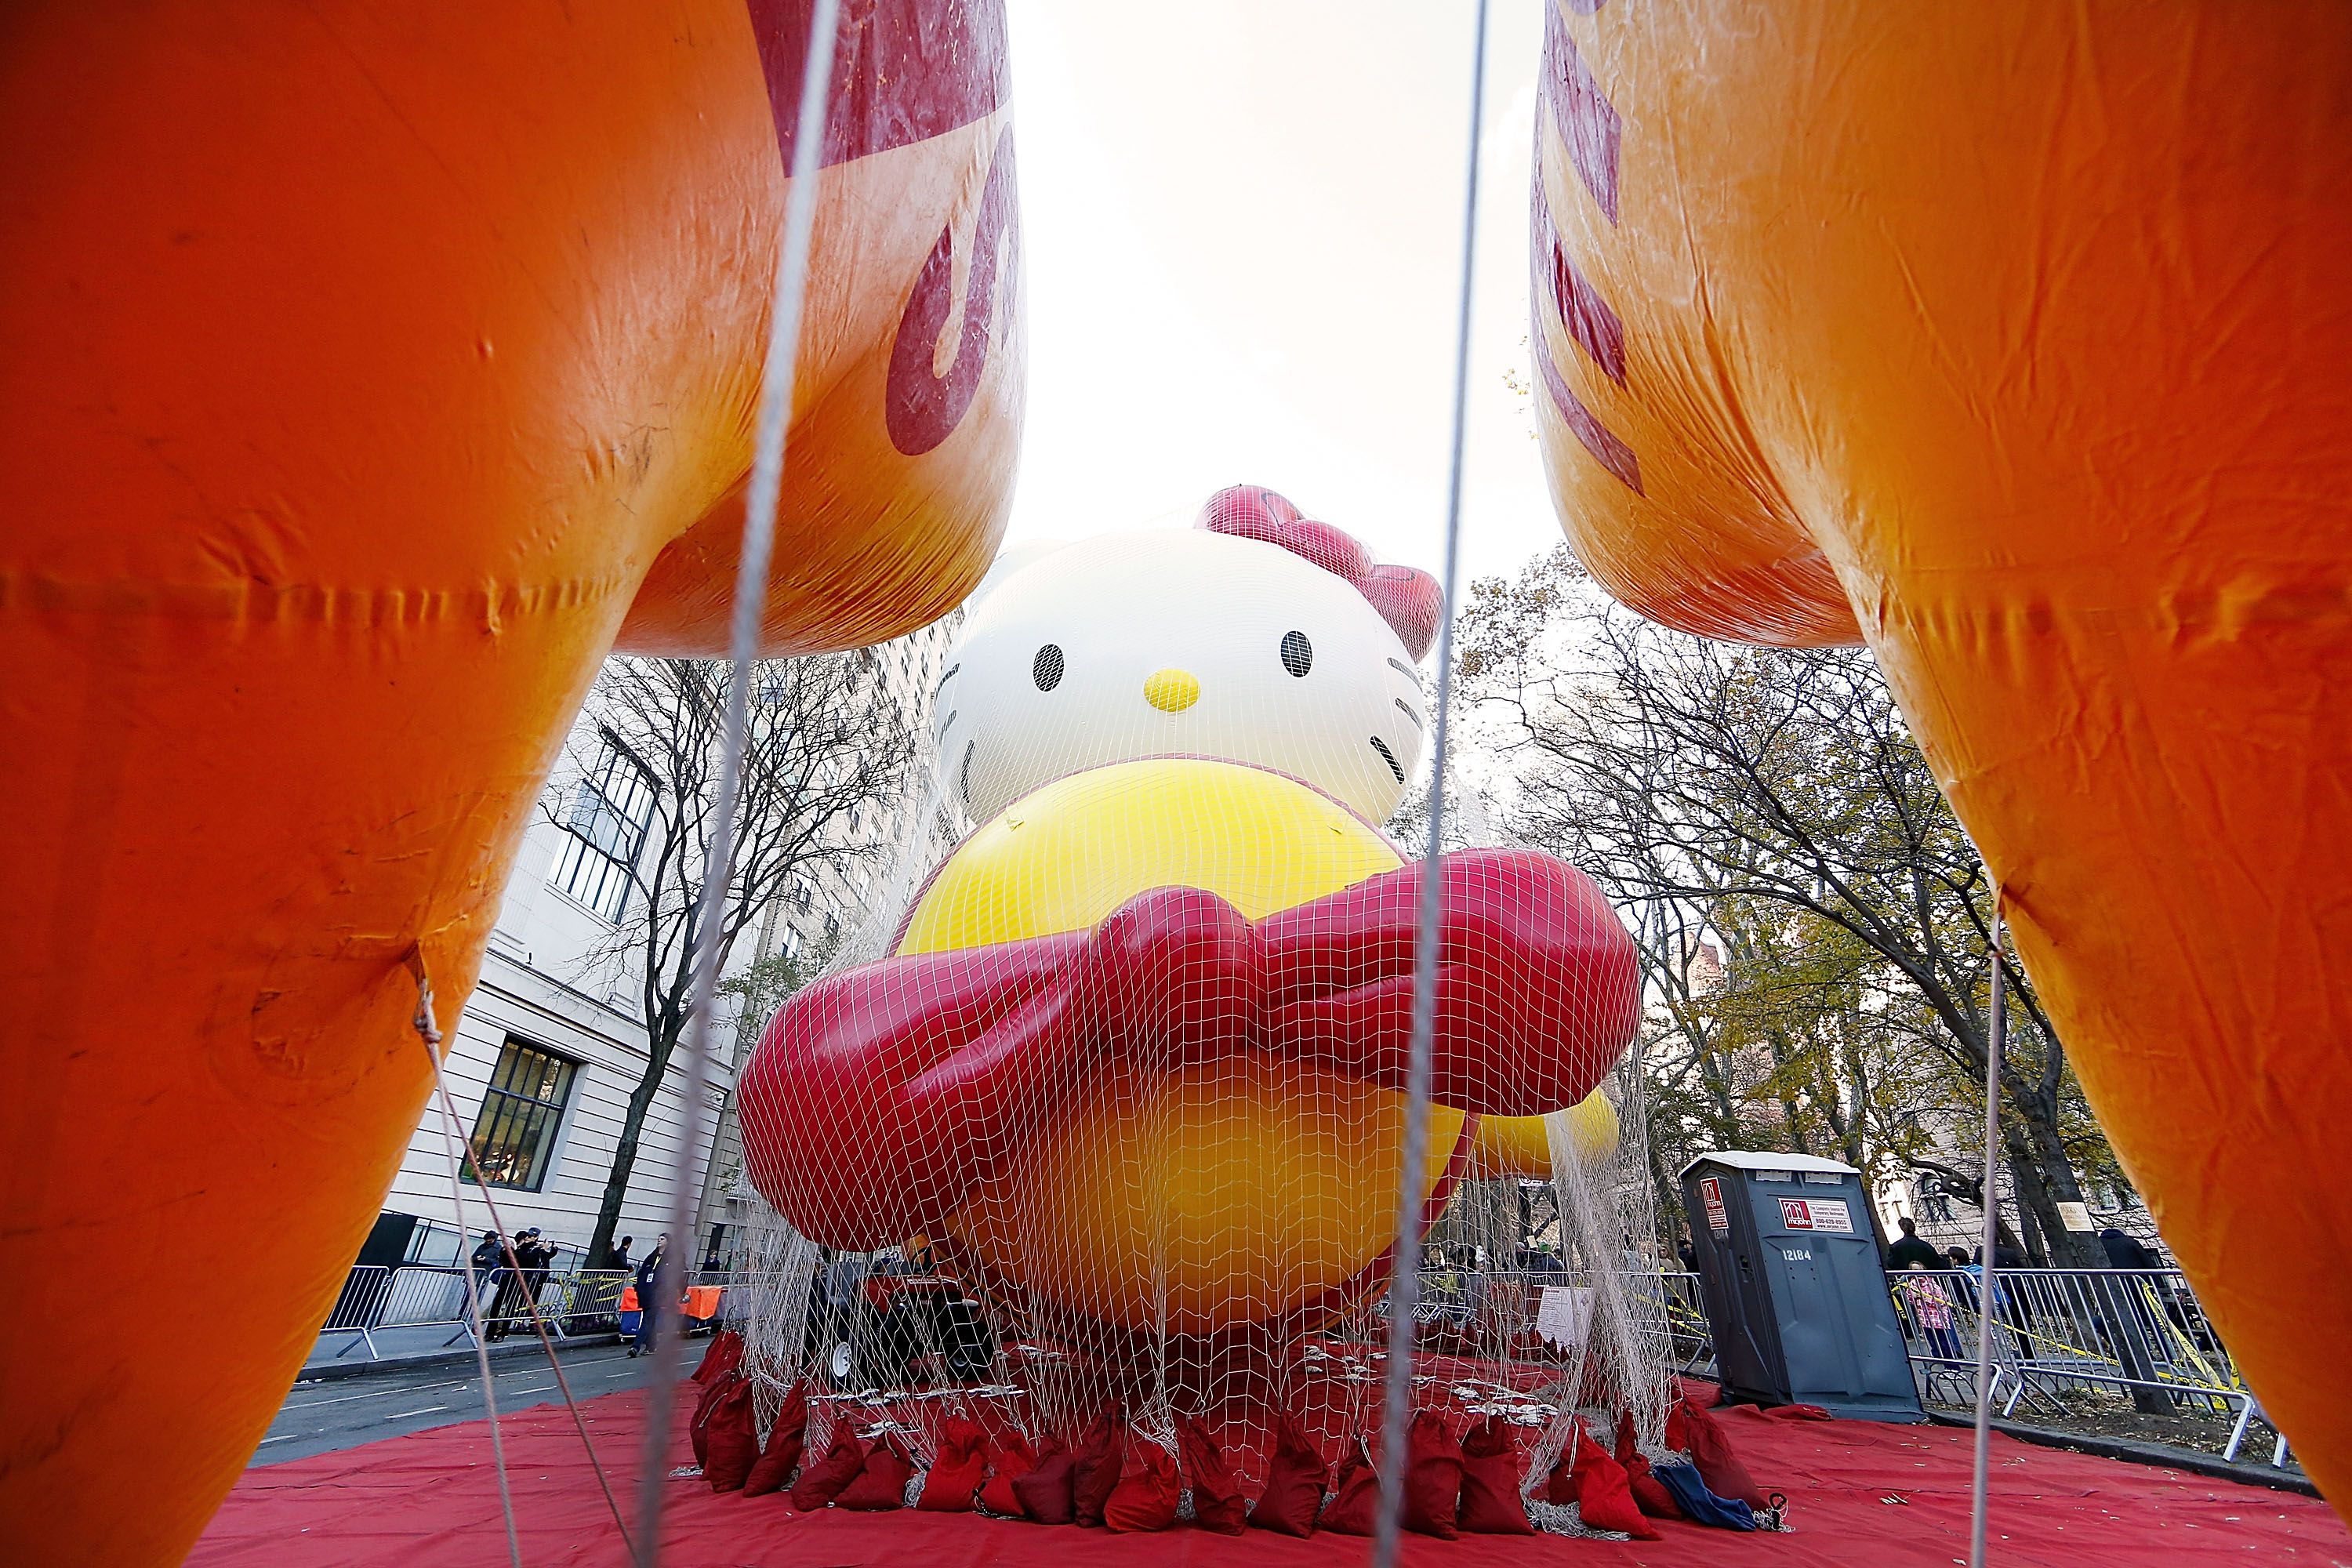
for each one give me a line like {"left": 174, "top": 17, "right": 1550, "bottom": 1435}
{"left": 513, "top": 1228, "right": 555, "bottom": 1333}
{"left": 1886, "top": 1216, "right": 1944, "bottom": 1271}
{"left": 1900, "top": 1261, "right": 1965, "bottom": 1360}
{"left": 470, "top": 1231, "right": 508, "bottom": 1336}
{"left": 629, "top": 1234, "right": 670, "bottom": 1359}
{"left": 485, "top": 1229, "right": 555, "bottom": 1341}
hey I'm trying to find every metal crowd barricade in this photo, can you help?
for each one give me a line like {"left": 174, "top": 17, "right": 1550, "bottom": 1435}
{"left": 326, "top": 1263, "right": 474, "bottom": 1358}
{"left": 318, "top": 1265, "right": 394, "bottom": 1359}
{"left": 549, "top": 1269, "right": 632, "bottom": 1337}
{"left": 318, "top": 1262, "right": 786, "bottom": 1361}
{"left": 1652, "top": 1269, "right": 1712, "bottom": 1370}
{"left": 1886, "top": 1265, "right": 2290, "bottom": 1468}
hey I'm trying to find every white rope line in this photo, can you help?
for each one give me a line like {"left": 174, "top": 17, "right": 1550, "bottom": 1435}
{"left": 1968, "top": 903, "right": 2007, "bottom": 1568}
{"left": 408, "top": 964, "right": 522, "bottom": 1568}
{"left": 633, "top": 2, "right": 844, "bottom": 1562}
{"left": 407, "top": 956, "right": 637, "bottom": 1556}
{"left": 1372, "top": 2, "right": 1490, "bottom": 1563}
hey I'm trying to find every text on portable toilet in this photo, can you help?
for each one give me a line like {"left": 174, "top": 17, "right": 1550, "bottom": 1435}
{"left": 1777, "top": 1196, "right": 1853, "bottom": 1232}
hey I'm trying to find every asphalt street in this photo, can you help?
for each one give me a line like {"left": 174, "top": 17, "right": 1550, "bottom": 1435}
{"left": 256, "top": 1341, "right": 660, "bottom": 1465}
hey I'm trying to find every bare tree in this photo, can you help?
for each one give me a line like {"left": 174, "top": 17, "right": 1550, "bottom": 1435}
{"left": 1457, "top": 550, "right": 2120, "bottom": 1272}
{"left": 550, "top": 652, "right": 917, "bottom": 1266}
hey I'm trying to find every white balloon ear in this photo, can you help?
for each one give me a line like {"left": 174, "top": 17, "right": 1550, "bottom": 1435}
{"left": 963, "top": 539, "right": 1070, "bottom": 612}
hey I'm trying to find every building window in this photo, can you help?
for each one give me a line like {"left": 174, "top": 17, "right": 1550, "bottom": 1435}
{"left": 467, "top": 1037, "right": 578, "bottom": 1191}
{"left": 551, "top": 739, "right": 655, "bottom": 920}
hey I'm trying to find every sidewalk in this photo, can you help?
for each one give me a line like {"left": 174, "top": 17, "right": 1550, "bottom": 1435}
{"left": 299, "top": 1322, "right": 644, "bottom": 1383}
{"left": 1923, "top": 1408, "right": 2320, "bottom": 1499}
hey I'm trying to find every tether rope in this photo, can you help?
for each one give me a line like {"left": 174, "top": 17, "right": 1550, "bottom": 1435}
{"left": 408, "top": 961, "right": 523, "bottom": 1568}
{"left": 1371, "top": 2, "right": 1490, "bottom": 1565}
{"left": 1968, "top": 905, "right": 2007, "bottom": 1568}
{"left": 408, "top": 955, "right": 638, "bottom": 1559}
{"left": 633, "top": 2, "right": 844, "bottom": 1563}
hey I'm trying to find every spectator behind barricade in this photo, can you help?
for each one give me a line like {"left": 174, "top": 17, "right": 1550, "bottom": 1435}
{"left": 1945, "top": 1248, "right": 1982, "bottom": 1313}
{"left": 1965, "top": 1245, "right": 2020, "bottom": 1313}
{"left": 2094, "top": 1225, "right": 2167, "bottom": 1351}
{"left": 517, "top": 1227, "right": 554, "bottom": 1310}
{"left": 472, "top": 1229, "right": 521, "bottom": 1341}
{"left": 606, "top": 1235, "right": 633, "bottom": 1273}
{"left": 1677, "top": 1233, "right": 1699, "bottom": 1273}
{"left": 629, "top": 1233, "right": 670, "bottom": 1359}
{"left": 1464, "top": 1247, "right": 1493, "bottom": 1319}
{"left": 1886, "top": 1216, "right": 1944, "bottom": 1272}
{"left": 1899, "top": 1262, "right": 1963, "bottom": 1360}
{"left": 2099, "top": 1227, "right": 2159, "bottom": 1271}
{"left": 487, "top": 1227, "right": 551, "bottom": 1342}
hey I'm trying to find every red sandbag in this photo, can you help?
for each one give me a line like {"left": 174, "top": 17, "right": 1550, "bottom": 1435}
{"left": 1249, "top": 1413, "right": 1328, "bottom": 1537}
{"left": 691, "top": 1329, "right": 744, "bottom": 1386}
{"left": 1613, "top": 1410, "right": 1683, "bottom": 1521}
{"left": 1070, "top": 1406, "right": 1124, "bottom": 1527}
{"left": 1316, "top": 1438, "right": 1381, "bottom": 1537}
{"left": 702, "top": 1378, "right": 759, "bottom": 1493}
{"left": 1011, "top": 1444, "right": 1076, "bottom": 1524}
{"left": 918, "top": 1415, "right": 988, "bottom": 1512}
{"left": 741, "top": 1384, "right": 808, "bottom": 1498}
{"left": 688, "top": 1374, "right": 728, "bottom": 1468}
{"left": 1552, "top": 1421, "right": 1658, "bottom": 1541}
{"left": 836, "top": 1434, "right": 915, "bottom": 1511}
{"left": 1675, "top": 1377, "right": 1723, "bottom": 1410}
{"left": 1403, "top": 1409, "right": 1464, "bottom": 1540}
{"left": 1664, "top": 1400, "right": 1690, "bottom": 1452}
{"left": 978, "top": 1429, "right": 1040, "bottom": 1518}
{"left": 789, "top": 1425, "right": 866, "bottom": 1512}
{"left": 1104, "top": 1434, "right": 1181, "bottom": 1533}
{"left": 1457, "top": 1416, "right": 1534, "bottom": 1535}
{"left": 1176, "top": 1414, "right": 1246, "bottom": 1536}
{"left": 1682, "top": 1399, "right": 1769, "bottom": 1508}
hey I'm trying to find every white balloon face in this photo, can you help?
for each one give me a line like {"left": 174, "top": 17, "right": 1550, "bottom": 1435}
{"left": 935, "top": 530, "right": 1428, "bottom": 823}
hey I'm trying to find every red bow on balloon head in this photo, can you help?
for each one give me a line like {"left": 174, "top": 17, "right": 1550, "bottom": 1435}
{"left": 1195, "top": 485, "right": 1442, "bottom": 662}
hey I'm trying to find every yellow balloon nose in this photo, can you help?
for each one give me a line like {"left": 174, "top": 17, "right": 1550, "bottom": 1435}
{"left": 1144, "top": 669, "right": 1200, "bottom": 712}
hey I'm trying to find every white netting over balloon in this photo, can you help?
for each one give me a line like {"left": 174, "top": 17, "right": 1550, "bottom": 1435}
{"left": 724, "top": 486, "right": 1674, "bottom": 1532}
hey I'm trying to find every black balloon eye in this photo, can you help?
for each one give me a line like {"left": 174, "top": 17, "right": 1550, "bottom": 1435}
{"left": 1279, "top": 630, "right": 1312, "bottom": 677}
{"left": 1033, "top": 644, "right": 1065, "bottom": 691}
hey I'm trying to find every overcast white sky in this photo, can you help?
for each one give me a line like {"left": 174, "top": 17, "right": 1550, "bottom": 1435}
{"left": 997, "top": 0, "right": 1563, "bottom": 594}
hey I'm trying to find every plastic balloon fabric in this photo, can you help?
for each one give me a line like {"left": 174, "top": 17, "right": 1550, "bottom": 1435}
{"left": 1527, "top": 0, "right": 2350, "bottom": 1509}
{"left": 738, "top": 494, "right": 1644, "bottom": 1436}
{"left": 0, "top": 2, "right": 1022, "bottom": 1560}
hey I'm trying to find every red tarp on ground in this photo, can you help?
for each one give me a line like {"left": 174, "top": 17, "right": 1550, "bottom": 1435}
{"left": 191, "top": 1388, "right": 2348, "bottom": 1568}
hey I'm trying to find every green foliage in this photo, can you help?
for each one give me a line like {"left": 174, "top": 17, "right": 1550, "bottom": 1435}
{"left": 716, "top": 941, "right": 834, "bottom": 1044}
{"left": 1457, "top": 547, "right": 2122, "bottom": 1265}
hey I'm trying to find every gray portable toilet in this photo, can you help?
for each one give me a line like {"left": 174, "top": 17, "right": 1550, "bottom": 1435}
{"left": 1679, "top": 1152, "right": 1922, "bottom": 1421}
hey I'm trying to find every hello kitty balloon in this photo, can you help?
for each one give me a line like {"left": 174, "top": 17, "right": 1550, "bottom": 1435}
{"left": 738, "top": 486, "right": 1639, "bottom": 1342}
{"left": 935, "top": 486, "right": 1443, "bottom": 825}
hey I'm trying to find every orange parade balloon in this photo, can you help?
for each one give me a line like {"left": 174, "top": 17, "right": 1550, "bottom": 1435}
{"left": 1528, "top": 0, "right": 2351, "bottom": 1510}
{"left": 0, "top": 2, "right": 1021, "bottom": 1561}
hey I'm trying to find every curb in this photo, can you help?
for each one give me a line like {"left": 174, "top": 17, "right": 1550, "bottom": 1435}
{"left": 1923, "top": 1410, "right": 2318, "bottom": 1499}
{"left": 295, "top": 1333, "right": 631, "bottom": 1385}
